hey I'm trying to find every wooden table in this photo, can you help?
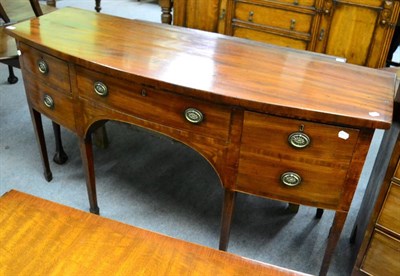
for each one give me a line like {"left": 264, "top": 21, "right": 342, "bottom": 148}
{"left": 0, "top": 190, "right": 310, "bottom": 275}
{"left": 6, "top": 7, "right": 395, "bottom": 276}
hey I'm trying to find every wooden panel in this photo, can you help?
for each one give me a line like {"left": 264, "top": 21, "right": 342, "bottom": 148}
{"left": 266, "top": 0, "right": 316, "bottom": 8}
{"left": 360, "top": 230, "right": 400, "bottom": 276}
{"left": 0, "top": 190, "right": 311, "bottom": 276}
{"left": 76, "top": 66, "right": 232, "bottom": 141}
{"left": 234, "top": 2, "right": 313, "bottom": 33}
{"left": 19, "top": 42, "right": 71, "bottom": 95}
{"left": 377, "top": 183, "right": 400, "bottom": 236}
{"left": 394, "top": 159, "right": 400, "bottom": 182}
{"left": 232, "top": 27, "right": 308, "bottom": 49}
{"left": 324, "top": 4, "right": 378, "bottom": 66}
{"left": 23, "top": 72, "right": 76, "bottom": 132}
{"left": 237, "top": 111, "right": 359, "bottom": 208}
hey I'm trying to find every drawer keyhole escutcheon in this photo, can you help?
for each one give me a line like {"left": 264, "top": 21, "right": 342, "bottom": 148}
{"left": 37, "top": 59, "right": 49, "bottom": 74}
{"left": 184, "top": 108, "right": 204, "bottom": 124}
{"left": 281, "top": 172, "right": 302, "bottom": 187}
{"left": 94, "top": 81, "right": 108, "bottom": 97}
{"left": 43, "top": 94, "right": 54, "bottom": 109}
{"left": 248, "top": 11, "right": 254, "bottom": 22}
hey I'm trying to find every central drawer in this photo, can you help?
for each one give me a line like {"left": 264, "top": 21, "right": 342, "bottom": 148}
{"left": 76, "top": 67, "right": 232, "bottom": 141}
{"left": 237, "top": 111, "right": 359, "bottom": 208}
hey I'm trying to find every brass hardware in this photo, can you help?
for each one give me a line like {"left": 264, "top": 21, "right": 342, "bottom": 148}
{"left": 288, "top": 125, "right": 310, "bottom": 148}
{"left": 325, "top": 9, "right": 330, "bottom": 14}
{"left": 381, "top": 19, "right": 387, "bottom": 25}
{"left": 184, "top": 108, "right": 204, "bottom": 124}
{"left": 37, "top": 59, "right": 49, "bottom": 74}
{"left": 94, "top": 81, "right": 108, "bottom": 97}
{"left": 290, "top": 19, "right": 296, "bottom": 30}
{"left": 319, "top": 28, "right": 325, "bottom": 40}
{"left": 248, "top": 11, "right": 254, "bottom": 22}
{"left": 293, "top": 0, "right": 299, "bottom": 5}
{"left": 281, "top": 172, "right": 302, "bottom": 187}
{"left": 43, "top": 94, "right": 54, "bottom": 109}
{"left": 220, "top": 9, "right": 226, "bottom": 19}
{"left": 141, "top": 88, "right": 147, "bottom": 97}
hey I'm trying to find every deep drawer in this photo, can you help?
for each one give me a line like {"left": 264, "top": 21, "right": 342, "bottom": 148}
{"left": 76, "top": 66, "right": 232, "bottom": 141}
{"left": 24, "top": 72, "right": 76, "bottom": 132}
{"left": 377, "top": 183, "right": 400, "bottom": 236}
{"left": 19, "top": 43, "right": 71, "bottom": 96}
{"left": 234, "top": 2, "right": 313, "bottom": 33}
{"left": 237, "top": 111, "right": 359, "bottom": 208}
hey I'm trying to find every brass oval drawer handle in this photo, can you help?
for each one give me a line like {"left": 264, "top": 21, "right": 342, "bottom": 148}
{"left": 281, "top": 172, "right": 302, "bottom": 187}
{"left": 288, "top": 131, "right": 311, "bottom": 148}
{"left": 94, "top": 81, "right": 108, "bottom": 97}
{"left": 37, "top": 59, "right": 49, "bottom": 74}
{"left": 43, "top": 94, "right": 54, "bottom": 109}
{"left": 184, "top": 108, "right": 204, "bottom": 124}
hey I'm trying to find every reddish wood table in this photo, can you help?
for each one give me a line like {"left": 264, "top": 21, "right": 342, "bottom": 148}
{"left": 6, "top": 7, "right": 395, "bottom": 275}
{"left": 0, "top": 190, "right": 310, "bottom": 276}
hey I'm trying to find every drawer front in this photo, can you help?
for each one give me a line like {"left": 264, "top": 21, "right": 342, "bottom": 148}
{"left": 237, "top": 111, "right": 359, "bottom": 208}
{"left": 377, "top": 183, "right": 400, "bottom": 236}
{"left": 361, "top": 230, "right": 400, "bottom": 276}
{"left": 232, "top": 27, "right": 308, "bottom": 50}
{"left": 234, "top": 2, "right": 313, "bottom": 33}
{"left": 76, "top": 67, "right": 232, "bottom": 141}
{"left": 24, "top": 72, "right": 75, "bottom": 132}
{"left": 270, "top": 0, "right": 316, "bottom": 7}
{"left": 19, "top": 43, "right": 71, "bottom": 95}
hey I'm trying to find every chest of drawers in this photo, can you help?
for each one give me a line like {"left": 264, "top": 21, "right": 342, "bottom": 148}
{"left": 7, "top": 8, "right": 395, "bottom": 276}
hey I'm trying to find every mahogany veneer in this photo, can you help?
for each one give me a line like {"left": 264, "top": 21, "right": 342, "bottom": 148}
{"left": 6, "top": 7, "right": 395, "bottom": 276}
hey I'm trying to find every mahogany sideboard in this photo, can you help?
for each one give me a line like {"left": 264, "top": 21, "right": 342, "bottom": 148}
{"left": 6, "top": 7, "right": 395, "bottom": 276}
{"left": 0, "top": 190, "right": 311, "bottom": 276}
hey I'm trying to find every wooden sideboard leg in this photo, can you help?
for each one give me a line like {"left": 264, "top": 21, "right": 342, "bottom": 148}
{"left": 93, "top": 125, "right": 109, "bottom": 149}
{"left": 95, "top": 0, "right": 101, "bottom": 12}
{"left": 7, "top": 65, "right": 18, "bottom": 84}
{"left": 52, "top": 122, "right": 68, "bottom": 164}
{"left": 287, "top": 203, "right": 300, "bottom": 213}
{"left": 319, "top": 211, "right": 347, "bottom": 276}
{"left": 79, "top": 136, "right": 100, "bottom": 215}
{"left": 159, "top": 0, "right": 172, "bottom": 24}
{"left": 30, "top": 108, "right": 52, "bottom": 182}
{"left": 219, "top": 189, "right": 237, "bottom": 251}
{"left": 316, "top": 208, "right": 324, "bottom": 219}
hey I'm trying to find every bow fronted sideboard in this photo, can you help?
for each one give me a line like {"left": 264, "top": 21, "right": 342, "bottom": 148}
{"left": 6, "top": 7, "right": 395, "bottom": 276}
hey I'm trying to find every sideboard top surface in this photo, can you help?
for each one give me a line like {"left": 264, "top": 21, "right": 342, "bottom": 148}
{"left": 7, "top": 7, "right": 395, "bottom": 129}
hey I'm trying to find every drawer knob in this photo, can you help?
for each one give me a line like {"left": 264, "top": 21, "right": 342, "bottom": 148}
{"left": 281, "top": 172, "right": 302, "bottom": 187}
{"left": 94, "top": 81, "right": 108, "bottom": 97}
{"left": 288, "top": 131, "right": 311, "bottom": 148}
{"left": 248, "top": 11, "right": 254, "bottom": 22}
{"left": 37, "top": 59, "right": 49, "bottom": 74}
{"left": 184, "top": 108, "right": 204, "bottom": 124}
{"left": 43, "top": 94, "right": 54, "bottom": 109}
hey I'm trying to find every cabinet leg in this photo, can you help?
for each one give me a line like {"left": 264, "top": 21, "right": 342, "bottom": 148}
{"left": 219, "top": 189, "right": 237, "bottom": 251}
{"left": 287, "top": 203, "right": 300, "bottom": 213}
{"left": 92, "top": 125, "right": 109, "bottom": 149}
{"left": 319, "top": 211, "right": 347, "bottom": 276}
{"left": 52, "top": 122, "right": 68, "bottom": 164}
{"left": 7, "top": 66, "right": 18, "bottom": 84}
{"left": 95, "top": 0, "right": 101, "bottom": 12}
{"left": 79, "top": 135, "right": 100, "bottom": 214}
{"left": 316, "top": 208, "right": 324, "bottom": 219}
{"left": 159, "top": 0, "right": 172, "bottom": 24}
{"left": 30, "top": 108, "right": 52, "bottom": 182}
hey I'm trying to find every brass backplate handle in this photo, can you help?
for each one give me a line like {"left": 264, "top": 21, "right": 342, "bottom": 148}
{"left": 288, "top": 131, "right": 311, "bottom": 148}
{"left": 281, "top": 172, "right": 302, "bottom": 187}
{"left": 184, "top": 108, "right": 204, "bottom": 124}
{"left": 37, "top": 59, "right": 49, "bottom": 74}
{"left": 94, "top": 81, "right": 108, "bottom": 97}
{"left": 43, "top": 94, "right": 54, "bottom": 109}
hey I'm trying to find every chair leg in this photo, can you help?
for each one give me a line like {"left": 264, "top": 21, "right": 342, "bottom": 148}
{"left": 52, "top": 122, "right": 68, "bottom": 164}
{"left": 7, "top": 66, "right": 18, "bottom": 84}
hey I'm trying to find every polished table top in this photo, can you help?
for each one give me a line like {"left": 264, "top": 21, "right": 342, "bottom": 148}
{"left": 0, "top": 190, "right": 311, "bottom": 275}
{"left": 7, "top": 7, "right": 395, "bottom": 130}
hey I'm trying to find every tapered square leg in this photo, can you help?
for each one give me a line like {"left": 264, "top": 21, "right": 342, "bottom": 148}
{"left": 219, "top": 189, "right": 237, "bottom": 251}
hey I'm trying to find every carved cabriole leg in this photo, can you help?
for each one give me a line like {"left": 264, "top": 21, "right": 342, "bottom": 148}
{"left": 30, "top": 108, "right": 52, "bottom": 182}
{"left": 7, "top": 66, "right": 18, "bottom": 84}
{"left": 95, "top": 0, "right": 101, "bottom": 12}
{"left": 159, "top": 0, "right": 172, "bottom": 24}
{"left": 79, "top": 135, "right": 100, "bottom": 214}
{"left": 219, "top": 188, "right": 237, "bottom": 251}
{"left": 319, "top": 211, "right": 347, "bottom": 276}
{"left": 52, "top": 122, "right": 68, "bottom": 164}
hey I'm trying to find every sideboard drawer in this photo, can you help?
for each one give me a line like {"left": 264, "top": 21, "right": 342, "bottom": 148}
{"left": 24, "top": 73, "right": 75, "bottom": 132}
{"left": 377, "top": 183, "right": 400, "bottom": 236}
{"left": 237, "top": 111, "right": 359, "bottom": 208}
{"left": 234, "top": 2, "right": 313, "bottom": 34}
{"left": 76, "top": 67, "right": 232, "bottom": 141}
{"left": 19, "top": 43, "right": 71, "bottom": 96}
{"left": 360, "top": 230, "right": 400, "bottom": 276}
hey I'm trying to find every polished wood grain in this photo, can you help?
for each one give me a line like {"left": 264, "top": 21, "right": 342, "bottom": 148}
{"left": 377, "top": 183, "right": 400, "bottom": 237}
{"left": 0, "top": 190, "right": 310, "bottom": 276}
{"left": 5, "top": 8, "right": 396, "bottom": 276}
